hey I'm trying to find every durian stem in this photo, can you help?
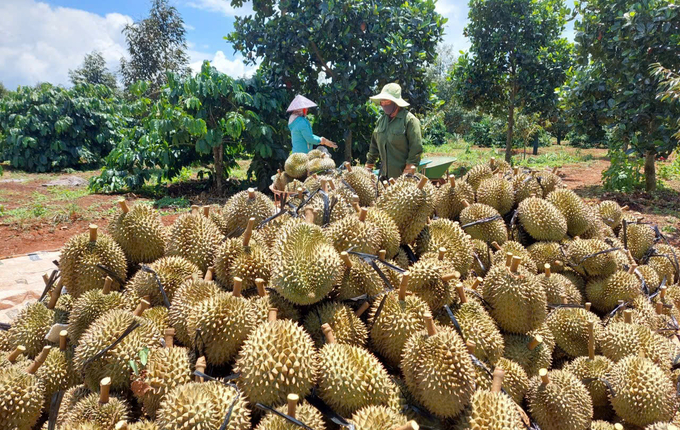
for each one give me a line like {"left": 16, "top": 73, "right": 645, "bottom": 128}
{"left": 103, "top": 276, "right": 113, "bottom": 294}
{"left": 389, "top": 178, "right": 396, "bottom": 186}
{"left": 89, "top": 224, "right": 98, "bottom": 242}
{"left": 623, "top": 309, "right": 633, "bottom": 324}
{"left": 26, "top": 346, "right": 51, "bottom": 374}
{"left": 513, "top": 167, "right": 519, "bottom": 175}
{"left": 505, "top": 252, "right": 514, "bottom": 267}
{"left": 322, "top": 323, "right": 336, "bottom": 344}
{"left": 6, "top": 345, "right": 25, "bottom": 363}
{"left": 191, "top": 205, "right": 199, "bottom": 215}
{"left": 461, "top": 199, "right": 470, "bottom": 208}
{"left": 287, "top": 394, "right": 299, "bottom": 418}
{"left": 59, "top": 330, "right": 68, "bottom": 351}
{"left": 351, "top": 196, "right": 361, "bottom": 213}
{"left": 204, "top": 267, "right": 214, "bottom": 281}
{"left": 656, "top": 302, "right": 664, "bottom": 315}
{"left": 355, "top": 302, "right": 370, "bottom": 318}
{"left": 382, "top": 180, "right": 389, "bottom": 188}
{"left": 398, "top": 272, "right": 410, "bottom": 301}
{"left": 424, "top": 313, "right": 437, "bottom": 336}
{"left": 448, "top": 174, "right": 455, "bottom": 187}
{"left": 345, "top": 162, "right": 352, "bottom": 172}
{"left": 626, "top": 249, "right": 635, "bottom": 264}
{"left": 456, "top": 283, "right": 467, "bottom": 304}
{"left": 47, "top": 278, "right": 63, "bottom": 309}
{"left": 660, "top": 286, "right": 667, "bottom": 300}
{"left": 195, "top": 357, "right": 207, "bottom": 382}
{"left": 118, "top": 199, "right": 129, "bottom": 214}
{"left": 297, "top": 187, "right": 304, "bottom": 200}
{"left": 242, "top": 217, "right": 255, "bottom": 247}
{"left": 472, "top": 277, "right": 482, "bottom": 290}
{"left": 328, "top": 180, "right": 336, "bottom": 190}
{"left": 588, "top": 322, "right": 595, "bottom": 360}
{"left": 268, "top": 308, "right": 278, "bottom": 322}
{"left": 441, "top": 272, "right": 460, "bottom": 282}
{"left": 202, "top": 206, "right": 210, "bottom": 218}
{"left": 614, "top": 424, "right": 624, "bottom": 430}
{"left": 491, "top": 241, "right": 502, "bottom": 251}
{"left": 164, "top": 328, "right": 175, "bottom": 348}
{"left": 622, "top": 205, "right": 629, "bottom": 211}
{"left": 99, "top": 377, "right": 111, "bottom": 404}
{"left": 393, "top": 422, "right": 419, "bottom": 430}
{"left": 627, "top": 264, "right": 637, "bottom": 275}
{"left": 321, "top": 179, "right": 328, "bottom": 193}
{"left": 491, "top": 367, "right": 505, "bottom": 393}
{"left": 115, "top": 422, "right": 128, "bottom": 430}
{"left": 255, "top": 278, "right": 266, "bottom": 297}
{"left": 509, "top": 256, "right": 522, "bottom": 273}
{"left": 358, "top": 208, "right": 367, "bottom": 222}
{"left": 585, "top": 302, "right": 592, "bottom": 311}
{"left": 552, "top": 166, "right": 559, "bottom": 174}
{"left": 539, "top": 369, "right": 550, "bottom": 385}
{"left": 544, "top": 264, "right": 551, "bottom": 277}
{"left": 340, "top": 252, "right": 353, "bottom": 268}
{"left": 561, "top": 296, "right": 568, "bottom": 305}
{"left": 248, "top": 187, "right": 255, "bottom": 199}
{"left": 466, "top": 341, "right": 476, "bottom": 355}
{"left": 304, "top": 208, "right": 315, "bottom": 224}
{"left": 438, "top": 247, "right": 446, "bottom": 261}
{"left": 417, "top": 176, "right": 428, "bottom": 190}
{"left": 42, "top": 273, "right": 50, "bottom": 285}
{"left": 378, "top": 249, "right": 387, "bottom": 260}
{"left": 233, "top": 277, "right": 243, "bottom": 297}
{"left": 133, "top": 298, "right": 151, "bottom": 317}
{"left": 528, "top": 335, "right": 543, "bottom": 351}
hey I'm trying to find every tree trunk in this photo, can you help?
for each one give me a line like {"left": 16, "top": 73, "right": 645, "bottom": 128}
{"left": 644, "top": 148, "right": 656, "bottom": 192}
{"left": 532, "top": 133, "right": 539, "bottom": 156}
{"left": 556, "top": 132, "right": 562, "bottom": 146}
{"left": 506, "top": 101, "right": 515, "bottom": 163}
{"left": 345, "top": 129, "right": 352, "bottom": 162}
{"left": 213, "top": 143, "right": 224, "bottom": 195}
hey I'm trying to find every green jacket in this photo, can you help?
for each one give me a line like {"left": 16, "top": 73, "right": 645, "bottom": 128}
{"left": 366, "top": 109, "right": 423, "bottom": 179}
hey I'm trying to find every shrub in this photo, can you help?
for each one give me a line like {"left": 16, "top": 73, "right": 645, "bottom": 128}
{"left": 421, "top": 110, "right": 448, "bottom": 146}
{"left": 602, "top": 139, "right": 645, "bottom": 192}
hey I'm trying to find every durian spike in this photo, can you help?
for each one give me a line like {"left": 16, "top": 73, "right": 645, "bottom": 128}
{"left": 255, "top": 278, "right": 266, "bottom": 297}
{"left": 344, "top": 162, "right": 352, "bottom": 172}
{"left": 191, "top": 205, "right": 199, "bottom": 215}
{"left": 656, "top": 302, "right": 664, "bottom": 315}
{"left": 389, "top": 178, "right": 396, "bottom": 185}
{"left": 621, "top": 205, "right": 629, "bottom": 211}
{"left": 26, "top": 346, "right": 51, "bottom": 374}
{"left": 456, "top": 283, "right": 467, "bottom": 304}
{"left": 623, "top": 309, "right": 633, "bottom": 324}
{"left": 242, "top": 217, "right": 255, "bottom": 247}
{"left": 47, "top": 278, "right": 63, "bottom": 309}
{"left": 358, "top": 208, "right": 368, "bottom": 222}
{"left": 660, "top": 286, "right": 667, "bottom": 300}
{"left": 118, "top": 199, "right": 129, "bottom": 214}
{"left": 89, "top": 224, "right": 98, "bottom": 242}
{"left": 448, "top": 174, "right": 455, "bottom": 187}
{"left": 466, "top": 340, "right": 476, "bottom": 355}
{"left": 268, "top": 308, "right": 278, "bottom": 322}
{"left": 491, "top": 241, "right": 502, "bottom": 251}
{"left": 378, "top": 249, "right": 387, "bottom": 260}
{"left": 355, "top": 302, "right": 370, "bottom": 318}
{"left": 195, "top": 357, "right": 207, "bottom": 382}
{"left": 287, "top": 393, "right": 299, "bottom": 418}
{"left": 491, "top": 367, "right": 505, "bottom": 393}
{"left": 393, "top": 422, "right": 419, "bottom": 430}
{"left": 59, "top": 330, "right": 68, "bottom": 351}
{"left": 461, "top": 199, "right": 470, "bottom": 208}
{"left": 304, "top": 208, "right": 315, "bottom": 224}
{"left": 340, "top": 251, "right": 353, "bottom": 268}
{"left": 544, "top": 264, "right": 551, "bottom": 277}
{"left": 133, "top": 297, "right": 151, "bottom": 317}
{"left": 588, "top": 322, "right": 595, "bottom": 360}
{"left": 204, "top": 266, "right": 214, "bottom": 281}
{"left": 539, "top": 368, "right": 550, "bottom": 385}
{"left": 441, "top": 271, "right": 460, "bottom": 282}
{"left": 102, "top": 276, "right": 113, "bottom": 294}
{"left": 509, "top": 256, "right": 522, "bottom": 273}
{"left": 321, "top": 323, "right": 336, "bottom": 344}
{"left": 505, "top": 252, "right": 514, "bottom": 267}
{"left": 528, "top": 335, "right": 543, "bottom": 351}
{"left": 6, "top": 345, "right": 26, "bottom": 364}
{"left": 115, "top": 422, "right": 128, "bottom": 430}
{"left": 233, "top": 277, "right": 243, "bottom": 297}
{"left": 297, "top": 187, "right": 304, "bottom": 200}
{"left": 424, "top": 313, "right": 437, "bottom": 336}
{"left": 438, "top": 247, "right": 446, "bottom": 260}
{"left": 248, "top": 187, "right": 255, "bottom": 199}
{"left": 472, "top": 277, "right": 482, "bottom": 290}
{"left": 99, "top": 377, "right": 111, "bottom": 404}
{"left": 398, "top": 272, "right": 411, "bottom": 301}
{"left": 164, "top": 328, "right": 175, "bottom": 348}
{"left": 585, "top": 302, "right": 592, "bottom": 311}
{"left": 417, "top": 176, "right": 428, "bottom": 190}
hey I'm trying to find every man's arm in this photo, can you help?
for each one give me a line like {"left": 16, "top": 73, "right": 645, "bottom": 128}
{"left": 405, "top": 114, "right": 423, "bottom": 166}
{"left": 366, "top": 131, "right": 379, "bottom": 166}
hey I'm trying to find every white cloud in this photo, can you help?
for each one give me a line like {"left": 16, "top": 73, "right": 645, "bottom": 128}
{"left": 185, "top": 0, "right": 252, "bottom": 16}
{"left": 436, "top": 0, "right": 471, "bottom": 54}
{"left": 0, "top": 0, "right": 132, "bottom": 89}
{"left": 189, "top": 49, "right": 257, "bottom": 78}
{"left": 184, "top": 23, "right": 196, "bottom": 31}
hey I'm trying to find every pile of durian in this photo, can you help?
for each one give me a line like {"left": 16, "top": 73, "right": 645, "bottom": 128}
{"left": 274, "top": 149, "right": 337, "bottom": 190}
{"left": 2, "top": 157, "right": 680, "bottom": 430}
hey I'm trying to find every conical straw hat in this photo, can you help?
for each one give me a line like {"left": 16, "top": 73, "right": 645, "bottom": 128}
{"left": 286, "top": 95, "right": 318, "bottom": 112}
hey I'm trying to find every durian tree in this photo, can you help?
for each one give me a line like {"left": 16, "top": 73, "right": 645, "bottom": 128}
{"left": 451, "top": 0, "right": 572, "bottom": 162}
{"left": 226, "top": 0, "right": 445, "bottom": 162}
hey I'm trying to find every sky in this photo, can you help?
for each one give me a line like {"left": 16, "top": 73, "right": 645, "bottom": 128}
{"left": 0, "top": 0, "right": 573, "bottom": 89}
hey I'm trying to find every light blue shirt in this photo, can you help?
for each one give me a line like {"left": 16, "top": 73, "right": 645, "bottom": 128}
{"left": 289, "top": 116, "right": 321, "bottom": 154}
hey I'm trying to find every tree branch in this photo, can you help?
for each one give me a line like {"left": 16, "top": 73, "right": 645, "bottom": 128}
{"left": 309, "top": 41, "right": 335, "bottom": 79}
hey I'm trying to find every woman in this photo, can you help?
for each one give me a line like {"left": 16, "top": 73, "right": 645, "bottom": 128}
{"left": 287, "top": 95, "right": 337, "bottom": 153}
{"left": 365, "top": 83, "right": 423, "bottom": 179}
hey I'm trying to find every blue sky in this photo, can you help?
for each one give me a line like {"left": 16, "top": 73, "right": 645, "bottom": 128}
{"left": 0, "top": 0, "right": 574, "bottom": 89}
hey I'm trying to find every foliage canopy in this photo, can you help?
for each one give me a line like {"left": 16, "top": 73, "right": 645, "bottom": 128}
{"left": 69, "top": 51, "right": 119, "bottom": 91}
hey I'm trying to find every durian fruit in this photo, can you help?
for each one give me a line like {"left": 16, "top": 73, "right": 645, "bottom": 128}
{"left": 214, "top": 218, "right": 271, "bottom": 291}
{"left": 0, "top": 330, "right": 10, "bottom": 352}
{"left": 166, "top": 208, "right": 223, "bottom": 273}
{"left": 566, "top": 238, "right": 619, "bottom": 278}
{"left": 0, "top": 345, "right": 27, "bottom": 368}
{"left": 116, "top": 421, "right": 160, "bottom": 430}
{"left": 401, "top": 313, "right": 476, "bottom": 418}
{"left": 526, "top": 369, "right": 593, "bottom": 430}
{"left": 308, "top": 153, "right": 336, "bottom": 173}
{"left": 562, "top": 268, "right": 587, "bottom": 296}
{"left": 511, "top": 170, "right": 542, "bottom": 204}
{"left": 343, "top": 163, "right": 377, "bottom": 207}
{"left": 368, "top": 273, "right": 430, "bottom": 367}
{"left": 489, "top": 156, "right": 511, "bottom": 173}
{"left": 61, "top": 377, "right": 130, "bottom": 429}
{"left": 272, "top": 169, "right": 292, "bottom": 191}
{"left": 536, "top": 169, "right": 564, "bottom": 197}
{"left": 415, "top": 219, "right": 474, "bottom": 277}
{"left": 608, "top": 353, "right": 678, "bottom": 427}
{"left": 222, "top": 188, "right": 276, "bottom": 236}
{"left": 36, "top": 330, "right": 77, "bottom": 409}
{"left": 482, "top": 256, "right": 547, "bottom": 334}
{"left": 60, "top": 225, "right": 128, "bottom": 298}
{"left": 308, "top": 148, "right": 324, "bottom": 160}
{"left": 517, "top": 197, "right": 568, "bottom": 242}
{"left": 74, "top": 307, "right": 163, "bottom": 391}
{"left": 326, "top": 208, "right": 381, "bottom": 254}
{"left": 586, "top": 267, "right": 642, "bottom": 312}
{"left": 250, "top": 278, "right": 300, "bottom": 323}
{"left": 0, "top": 346, "right": 48, "bottom": 430}
{"left": 124, "top": 256, "right": 201, "bottom": 307}
{"left": 46, "top": 384, "right": 90, "bottom": 429}
{"left": 168, "top": 277, "right": 222, "bottom": 346}
{"left": 459, "top": 201, "right": 508, "bottom": 245}
{"left": 131, "top": 331, "right": 192, "bottom": 419}
{"left": 349, "top": 405, "right": 409, "bottom": 430}
{"left": 465, "top": 164, "right": 493, "bottom": 191}
{"left": 547, "top": 189, "right": 591, "bottom": 237}
{"left": 272, "top": 220, "right": 343, "bottom": 305}
{"left": 637, "top": 264, "right": 661, "bottom": 293}
{"left": 186, "top": 279, "right": 257, "bottom": 366}
{"left": 316, "top": 324, "right": 394, "bottom": 417}
{"left": 407, "top": 253, "right": 458, "bottom": 312}
{"left": 363, "top": 207, "right": 401, "bottom": 260}
{"left": 546, "top": 303, "right": 603, "bottom": 358}
{"left": 468, "top": 368, "right": 525, "bottom": 430}
{"left": 476, "top": 176, "right": 514, "bottom": 215}
{"left": 110, "top": 200, "right": 167, "bottom": 265}
{"left": 619, "top": 220, "right": 656, "bottom": 260}
{"left": 304, "top": 301, "right": 368, "bottom": 348}
{"left": 493, "top": 357, "right": 530, "bottom": 405}
{"left": 284, "top": 153, "right": 309, "bottom": 179}
{"left": 537, "top": 264, "right": 583, "bottom": 304}
{"left": 234, "top": 309, "right": 319, "bottom": 406}
{"left": 528, "top": 243, "right": 565, "bottom": 273}
{"left": 503, "top": 325, "right": 555, "bottom": 377}
{"left": 375, "top": 175, "right": 434, "bottom": 245}
{"left": 645, "top": 424, "right": 680, "bottom": 430}
{"left": 156, "top": 380, "right": 251, "bottom": 430}
{"left": 599, "top": 201, "right": 624, "bottom": 229}
{"left": 490, "top": 242, "right": 538, "bottom": 273}
{"left": 255, "top": 393, "right": 326, "bottom": 430}
{"left": 648, "top": 244, "right": 679, "bottom": 285}
{"left": 8, "top": 300, "right": 55, "bottom": 358}
{"left": 69, "top": 278, "right": 126, "bottom": 345}
{"left": 433, "top": 175, "right": 475, "bottom": 220}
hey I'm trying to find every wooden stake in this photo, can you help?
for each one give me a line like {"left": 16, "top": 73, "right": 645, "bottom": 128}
{"left": 528, "top": 335, "right": 542, "bottom": 351}
{"left": 268, "top": 308, "right": 278, "bottom": 322}
{"left": 242, "top": 217, "right": 255, "bottom": 247}
{"left": 438, "top": 247, "right": 446, "bottom": 260}
{"left": 491, "top": 367, "right": 505, "bottom": 393}
{"left": 417, "top": 176, "right": 428, "bottom": 190}
{"left": 103, "top": 276, "right": 113, "bottom": 294}
{"left": 118, "top": 199, "right": 129, "bottom": 214}
{"left": 544, "top": 264, "right": 551, "bottom": 277}
{"left": 233, "top": 277, "right": 243, "bottom": 297}
{"left": 539, "top": 368, "right": 550, "bottom": 385}
{"left": 510, "top": 256, "right": 522, "bottom": 273}
{"left": 89, "top": 224, "right": 98, "bottom": 242}
{"left": 47, "top": 278, "right": 63, "bottom": 309}
{"left": 340, "top": 251, "right": 353, "bottom": 268}
{"left": 623, "top": 309, "right": 633, "bottom": 324}
{"left": 204, "top": 266, "right": 214, "bottom": 281}
{"left": 133, "top": 298, "right": 151, "bottom": 317}
{"left": 355, "top": 302, "right": 370, "bottom": 318}
{"left": 248, "top": 187, "right": 255, "bottom": 199}
{"left": 99, "top": 377, "right": 111, "bottom": 404}
{"left": 322, "top": 323, "right": 336, "bottom": 344}
{"left": 6, "top": 345, "right": 25, "bottom": 364}
{"left": 398, "top": 272, "right": 410, "bottom": 301}
{"left": 424, "top": 313, "right": 437, "bottom": 336}
{"left": 195, "top": 357, "right": 206, "bottom": 382}
{"left": 255, "top": 278, "right": 266, "bottom": 297}
{"left": 164, "top": 328, "right": 175, "bottom": 348}
{"left": 287, "top": 394, "right": 299, "bottom": 419}
{"left": 26, "top": 346, "right": 51, "bottom": 374}
{"left": 59, "top": 330, "right": 68, "bottom": 351}
{"left": 588, "top": 322, "right": 595, "bottom": 360}
{"left": 456, "top": 283, "right": 467, "bottom": 304}
{"left": 448, "top": 175, "right": 455, "bottom": 187}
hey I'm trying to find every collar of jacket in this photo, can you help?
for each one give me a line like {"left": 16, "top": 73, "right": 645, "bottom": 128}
{"left": 377, "top": 108, "right": 407, "bottom": 132}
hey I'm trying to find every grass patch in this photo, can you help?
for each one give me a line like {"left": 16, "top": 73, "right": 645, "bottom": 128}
{"left": 516, "top": 150, "right": 594, "bottom": 169}
{"left": 155, "top": 196, "right": 191, "bottom": 209}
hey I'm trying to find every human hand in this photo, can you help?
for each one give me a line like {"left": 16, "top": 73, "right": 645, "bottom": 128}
{"left": 403, "top": 164, "right": 416, "bottom": 174}
{"left": 365, "top": 163, "right": 375, "bottom": 171}
{"left": 321, "top": 137, "right": 338, "bottom": 149}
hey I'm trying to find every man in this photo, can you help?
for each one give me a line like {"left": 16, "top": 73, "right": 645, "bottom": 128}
{"left": 365, "top": 83, "right": 423, "bottom": 179}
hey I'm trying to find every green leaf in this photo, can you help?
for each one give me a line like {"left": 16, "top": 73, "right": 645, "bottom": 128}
{"left": 139, "top": 346, "right": 149, "bottom": 366}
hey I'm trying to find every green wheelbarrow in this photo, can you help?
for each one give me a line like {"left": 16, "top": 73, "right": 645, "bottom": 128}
{"left": 372, "top": 157, "right": 456, "bottom": 182}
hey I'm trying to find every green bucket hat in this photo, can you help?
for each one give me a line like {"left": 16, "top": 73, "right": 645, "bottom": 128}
{"left": 370, "top": 82, "right": 410, "bottom": 107}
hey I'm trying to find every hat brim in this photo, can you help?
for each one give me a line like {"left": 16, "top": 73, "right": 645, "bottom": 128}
{"left": 286, "top": 95, "right": 318, "bottom": 112}
{"left": 369, "top": 92, "right": 409, "bottom": 107}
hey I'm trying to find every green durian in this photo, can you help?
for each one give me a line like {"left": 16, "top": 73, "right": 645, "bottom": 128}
{"left": 476, "top": 176, "right": 514, "bottom": 215}
{"left": 517, "top": 197, "right": 568, "bottom": 242}
{"left": 415, "top": 218, "right": 474, "bottom": 277}
{"left": 166, "top": 210, "right": 223, "bottom": 273}
{"left": 459, "top": 202, "right": 508, "bottom": 245}
{"left": 547, "top": 189, "right": 591, "bottom": 237}
{"left": 433, "top": 175, "right": 475, "bottom": 220}
{"left": 110, "top": 200, "right": 167, "bottom": 265}
{"left": 168, "top": 278, "right": 222, "bottom": 346}
{"left": 124, "top": 256, "right": 201, "bottom": 307}
{"left": 284, "top": 153, "right": 308, "bottom": 179}
{"left": 526, "top": 369, "right": 593, "bottom": 430}
{"left": 375, "top": 175, "right": 434, "bottom": 245}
